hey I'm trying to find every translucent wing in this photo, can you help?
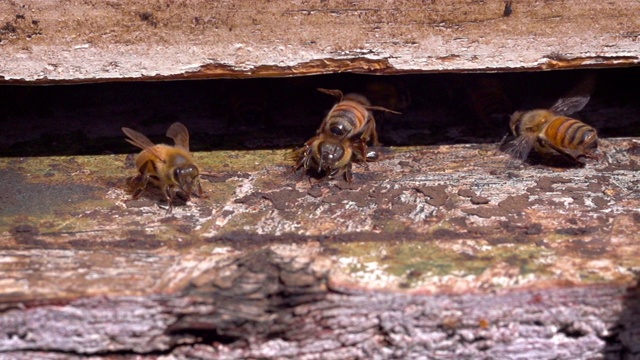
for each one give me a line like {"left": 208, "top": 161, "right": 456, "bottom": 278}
{"left": 166, "top": 122, "right": 190, "bottom": 151}
{"left": 550, "top": 75, "right": 595, "bottom": 115}
{"left": 506, "top": 134, "right": 536, "bottom": 161}
{"left": 549, "top": 95, "right": 591, "bottom": 116}
{"left": 365, "top": 105, "right": 402, "bottom": 115}
{"left": 317, "top": 88, "right": 344, "bottom": 101}
{"left": 122, "top": 127, "right": 165, "bottom": 161}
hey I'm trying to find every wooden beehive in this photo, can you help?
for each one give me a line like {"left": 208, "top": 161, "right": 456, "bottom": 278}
{"left": 0, "top": 1, "right": 639, "bottom": 358}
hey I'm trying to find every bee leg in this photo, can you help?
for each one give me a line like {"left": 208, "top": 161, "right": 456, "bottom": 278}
{"left": 293, "top": 145, "right": 311, "bottom": 172}
{"left": 130, "top": 175, "right": 146, "bottom": 199}
{"left": 371, "top": 126, "right": 383, "bottom": 147}
{"left": 343, "top": 163, "right": 353, "bottom": 183}
{"left": 163, "top": 186, "right": 175, "bottom": 213}
{"left": 193, "top": 177, "right": 207, "bottom": 199}
{"left": 131, "top": 160, "right": 154, "bottom": 199}
{"left": 362, "top": 121, "right": 382, "bottom": 147}
{"left": 302, "top": 148, "right": 316, "bottom": 177}
{"left": 543, "top": 140, "right": 586, "bottom": 166}
{"left": 351, "top": 139, "right": 368, "bottom": 162}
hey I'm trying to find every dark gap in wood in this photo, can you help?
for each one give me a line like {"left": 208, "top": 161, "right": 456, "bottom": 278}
{"left": 1, "top": 67, "right": 638, "bottom": 157}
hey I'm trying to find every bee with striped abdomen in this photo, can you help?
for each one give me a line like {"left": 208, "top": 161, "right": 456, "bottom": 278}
{"left": 317, "top": 88, "right": 400, "bottom": 148}
{"left": 292, "top": 88, "right": 398, "bottom": 182}
{"left": 506, "top": 77, "right": 598, "bottom": 165}
{"left": 122, "top": 122, "right": 204, "bottom": 211}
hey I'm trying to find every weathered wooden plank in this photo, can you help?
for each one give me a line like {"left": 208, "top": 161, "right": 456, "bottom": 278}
{"left": 1, "top": 64, "right": 639, "bottom": 357}
{"left": 0, "top": 248, "right": 638, "bottom": 359}
{"left": 0, "top": 138, "right": 639, "bottom": 358}
{"left": 1, "top": 0, "right": 639, "bottom": 82}
{"left": 1, "top": 139, "right": 638, "bottom": 298}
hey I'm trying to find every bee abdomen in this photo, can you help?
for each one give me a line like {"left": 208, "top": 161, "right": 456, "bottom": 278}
{"left": 545, "top": 117, "right": 597, "bottom": 150}
{"left": 328, "top": 103, "right": 366, "bottom": 136}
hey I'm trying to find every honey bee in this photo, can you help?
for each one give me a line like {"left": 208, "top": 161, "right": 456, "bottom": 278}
{"left": 317, "top": 88, "right": 400, "bottom": 147}
{"left": 293, "top": 134, "right": 376, "bottom": 183}
{"left": 122, "top": 122, "right": 204, "bottom": 211}
{"left": 292, "top": 89, "right": 397, "bottom": 182}
{"left": 506, "top": 77, "right": 598, "bottom": 165}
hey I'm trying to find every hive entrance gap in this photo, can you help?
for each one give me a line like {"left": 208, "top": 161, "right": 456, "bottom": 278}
{"left": 1, "top": 67, "right": 638, "bottom": 157}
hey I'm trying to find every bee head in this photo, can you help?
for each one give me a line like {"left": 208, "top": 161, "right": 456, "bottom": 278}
{"left": 318, "top": 140, "right": 345, "bottom": 171}
{"left": 173, "top": 164, "right": 200, "bottom": 193}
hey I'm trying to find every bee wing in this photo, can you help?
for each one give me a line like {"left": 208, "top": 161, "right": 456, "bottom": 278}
{"left": 317, "top": 88, "right": 344, "bottom": 101}
{"left": 505, "top": 134, "right": 536, "bottom": 161}
{"left": 365, "top": 105, "right": 402, "bottom": 115}
{"left": 550, "top": 75, "right": 595, "bottom": 115}
{"left": 166, "top": 122, "right": 190, "bottom": 151}
{"left": 122, "top": 127, "right": 165, "bottom": 161}
{"left": 549, "top": 95, "right": 591, "bottom": 116}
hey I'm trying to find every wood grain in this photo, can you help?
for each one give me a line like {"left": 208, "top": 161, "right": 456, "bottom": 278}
{"left": 1, "top": 1, "right": 639, "bottom": 82}
{"left": 0, "top": 138, "right": 638, "bottom": 357}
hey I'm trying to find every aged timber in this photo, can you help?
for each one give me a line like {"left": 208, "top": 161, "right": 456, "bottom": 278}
{"left": 0, "top": 139, "right": 639, "bottom": 358}
{"left": 1, "top": 1, "right": 640, "bottom": 82}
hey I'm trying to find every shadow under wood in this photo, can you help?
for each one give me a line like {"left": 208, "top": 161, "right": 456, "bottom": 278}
{"left": 603, "top": 275, "right": 640, "bottom": 359}
{"left": 1, "top": 68, "right": 640, "bottom": 157}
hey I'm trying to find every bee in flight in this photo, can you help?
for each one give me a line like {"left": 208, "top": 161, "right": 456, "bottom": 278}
{"left": 122, "top": 122, "right": 204, "bottom": 212}
{"left": 505, "top": 77, "right": 598, "bottom": 165}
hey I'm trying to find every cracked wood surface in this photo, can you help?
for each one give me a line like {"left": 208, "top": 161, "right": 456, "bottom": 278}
{"left": 0, "top": 138, "right": 638, "bottom": 358}
{"left": 0, "top": 249, "right": 637, "bottom": 359}
{"left": 1, "top": 0, "right": 640, "bottom": 82}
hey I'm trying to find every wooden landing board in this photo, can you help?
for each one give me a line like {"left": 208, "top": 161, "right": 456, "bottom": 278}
{"left": 0, "top": 139, "right": 638, "bottom": 357}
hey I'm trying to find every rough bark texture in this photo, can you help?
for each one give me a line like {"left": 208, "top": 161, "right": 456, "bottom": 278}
{"left": 0, "top": 248, "right": 638, "bottom": 359}
{"left": 1, "top": 1, "right": 640, "bottom": 358}
{"left": 1, "top": 0, "right": 640, "bottom": 82}
{"left": 0, "top": 137, "right": 639, "bottom": 358}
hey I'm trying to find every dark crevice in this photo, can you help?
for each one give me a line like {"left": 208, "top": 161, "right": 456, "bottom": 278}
{"left": 1, "top": 67, "right": 639, "bottom": 157}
